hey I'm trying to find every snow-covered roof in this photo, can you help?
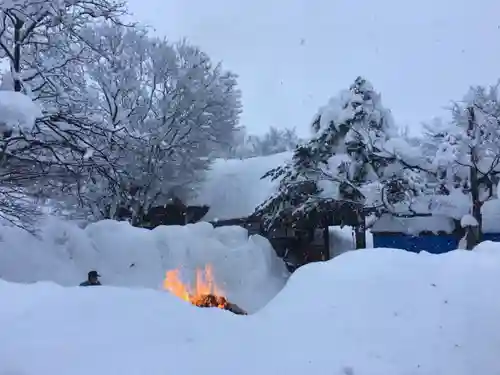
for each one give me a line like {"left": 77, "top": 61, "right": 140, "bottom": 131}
{"left": 189, "top": 152, "right": 292, "bottom": 221}
{"left": 372, "top": 199, "right": 500, "bottom": 234}
{"left": 371, "top": 214, "right": 456, "bottom": 235}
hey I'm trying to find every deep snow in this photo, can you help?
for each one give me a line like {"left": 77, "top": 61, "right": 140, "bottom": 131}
{"left": 1, "top": 243, "right": 500, "bottom": 375}
{"left": 0, "top": 217, "right": 288, "bottom": 312}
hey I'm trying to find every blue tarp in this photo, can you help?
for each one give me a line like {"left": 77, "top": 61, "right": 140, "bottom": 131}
{"left": 372, "top": 233, "right": 500, "bottom": 254}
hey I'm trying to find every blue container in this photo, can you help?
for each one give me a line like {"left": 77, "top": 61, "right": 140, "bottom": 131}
{"left": 372, "top": 233, "right": 458, "bottom": 254}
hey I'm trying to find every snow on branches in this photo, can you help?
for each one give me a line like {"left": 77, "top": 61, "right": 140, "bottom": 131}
{"left": 255, "top": 77, "right": 398, "bottom": 232}
{"left": 62, "top": 25, "right": 242, "bottom": 221}
{"left": 0, "top": 1, "right": 242, "bottom": 227}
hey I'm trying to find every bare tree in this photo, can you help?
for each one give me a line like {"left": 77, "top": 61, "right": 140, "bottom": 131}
{"left": 0, "top": 0, "right": 130, "bottom": 227}
{"left": 61, "top": 25, "right": 242, "bottom": 222}
{"left": 383, "top": 84, "right": 500, "bottom": 248}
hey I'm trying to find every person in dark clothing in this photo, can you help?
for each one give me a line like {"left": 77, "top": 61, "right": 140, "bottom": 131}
{"left": 79, "top": 270, "right": 102, "bottom": 286}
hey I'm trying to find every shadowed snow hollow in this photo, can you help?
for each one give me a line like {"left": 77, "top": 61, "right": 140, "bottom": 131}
{"left": 1, "top": 244, "right": 500, "bottom": 375}
{"left": 0, "top": 218, "right": 288, "bottom": 312}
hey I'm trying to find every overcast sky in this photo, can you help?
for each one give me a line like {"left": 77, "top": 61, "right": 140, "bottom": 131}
{"left": 126, "top": 0, "right": 499, "bottom": 136}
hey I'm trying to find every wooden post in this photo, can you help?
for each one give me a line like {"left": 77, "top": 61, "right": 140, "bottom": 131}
{"left": 465, "top": 224, "right": 480, "bottom": 250}
{"left": 354, "top": 210, "right": 366, "bottom": 249}
{"left": 322, "top": 225, "right": 330, "bottom": 260}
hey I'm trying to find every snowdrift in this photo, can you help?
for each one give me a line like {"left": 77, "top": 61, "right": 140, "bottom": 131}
{"left": 0, "top": 218, "right": 288, "bottom": 312}
{"left": 1, "top": 244, "right": 500, "bottom": 375}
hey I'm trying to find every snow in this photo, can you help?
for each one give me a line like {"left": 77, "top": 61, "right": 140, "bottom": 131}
{"left": 372, "top": 195, "right": 500, "bottom": 233}
{"left": 329, "top": 225, "right": 373, "bottom": 257}
{"left": 190, "top": 152, "right": 292, "bottom": 221}
{"left": 481, "top": 200, "right": 500, "bottom": 232}
{"left": 0, "top": 217, "right": 288, "bottom": 313}
{"left": 460, "top": 214, "right": 479, "bottom": 227}
{"left": 311, "top": 77, "right": 397, "bottom": 141}
{"left": 0, "top": 90, "right": 42, "bottom": 132}
{"left": 310, "top": 91, "right": 355, "bottom": 136}
{"left": 371, "top": 214, "right": 456, "bottom": 235}
{"left": 2, "top": 245, "right": 500, "bottom": 375}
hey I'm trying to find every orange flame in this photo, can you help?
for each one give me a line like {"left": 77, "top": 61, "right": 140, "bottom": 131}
{"left": 163, "top": 265, "right": 228, "bottom": 308}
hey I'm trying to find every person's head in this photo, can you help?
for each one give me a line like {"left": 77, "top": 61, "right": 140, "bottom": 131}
{"left": 88, "top": 270, "right": 101, "bottom": 284}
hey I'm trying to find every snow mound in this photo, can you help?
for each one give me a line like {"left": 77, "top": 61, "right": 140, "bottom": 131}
{"left": 0, "top": 90, "right": 41, "bottom": 132}
{"left": 1, "top": 245, "right": 500, "bottom": 375}
{"left": 460, "top": 214, "right": 478, "bottom": 227}
{"left": 0, "top": 218, "right": 288, "bottom": 312}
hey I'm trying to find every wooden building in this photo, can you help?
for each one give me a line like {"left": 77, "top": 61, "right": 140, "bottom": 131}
{"left": 185, "top": 153, "right": 366, "bottom": 271}
{"left": 119, "top": 153, "right": 365, "bottom": 272}
{"left": 207, "top": 199, "right": 363, "bottom": 272}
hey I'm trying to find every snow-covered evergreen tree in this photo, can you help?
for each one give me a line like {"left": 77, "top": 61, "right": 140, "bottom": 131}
{"left": 255, "top": 77, "right": 397, "bottom": 244}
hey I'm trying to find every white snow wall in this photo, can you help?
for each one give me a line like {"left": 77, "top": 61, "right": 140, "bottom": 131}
{"left": 0, "top": 218, "right": 289, "bottom": 312}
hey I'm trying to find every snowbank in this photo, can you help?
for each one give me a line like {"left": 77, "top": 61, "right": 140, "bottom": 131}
{"left": 2, "top": 245, "right": 500, "bottom": 375}
{"left": 189, "top": 152, "right": 292, "bottom": 221}
{"left": 0, "top": 218, "right": 288, "bottom": 312}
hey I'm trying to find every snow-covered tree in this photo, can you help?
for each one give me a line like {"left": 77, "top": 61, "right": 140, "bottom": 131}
{"left": 0, "top": 0, "right": 127, "bottom": 92}
{"left": 255, "top": 77, "right": 398, "bottom": 247}
{"left": 0, "top": 0, "right": 130, "bottom": 225}
{"left": 227, "top": 125, "right": 302, "bottom": 159}
{"left": 385, "top": 83, "right": 500, "bottom": 248}
{"left": 247, "top": 126, "right": 301, "bottom": 156}
{"left": 0, "top": 89, "right": 43, "bottom": 228}
{"left": 429, "top": 84, "right": 500, "bottom": 245}
{"left": 63, "top": 24, "right": 242, "bottom": 222}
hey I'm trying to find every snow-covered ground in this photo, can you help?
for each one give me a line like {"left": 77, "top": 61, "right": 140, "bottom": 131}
{"left": 0, "top": 217, "right": 288, "bottom": 312}
{"left": 2, "top": 242, "right": 500, "bottom": 375}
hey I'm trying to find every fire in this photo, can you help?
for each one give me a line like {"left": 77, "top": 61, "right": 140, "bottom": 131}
{"left": 163, "top": 265, "right": 228, "bottom": 309}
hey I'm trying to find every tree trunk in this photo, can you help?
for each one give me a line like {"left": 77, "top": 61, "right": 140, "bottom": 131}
{"left": 467, "top": 107, "right": 483, "bottom": 247}
{"left": 322, "top": 225, "right": 330, "bottom": 260}
{"left": 13, "top": 19, "right": 23, "bottom": 93}
{"left": 465, "top": 226, "right": 479, "bottom": 250}
{"left": 469, "top": 166, "right": 483, "bottom": 245}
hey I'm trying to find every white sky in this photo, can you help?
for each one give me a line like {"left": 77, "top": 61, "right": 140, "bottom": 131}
{"left": 127, "top": 1, "right": 497, "bottom": 135}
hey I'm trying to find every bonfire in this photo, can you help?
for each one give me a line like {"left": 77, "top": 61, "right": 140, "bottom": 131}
{"left": 163, "top": 265, "right": 247, "bottom": 315}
